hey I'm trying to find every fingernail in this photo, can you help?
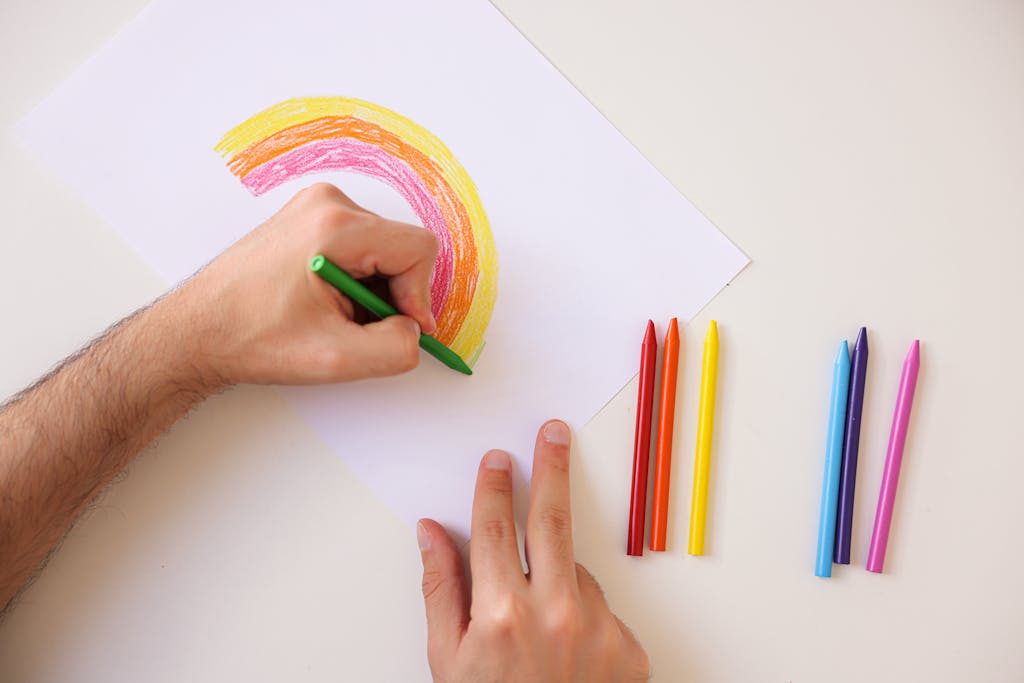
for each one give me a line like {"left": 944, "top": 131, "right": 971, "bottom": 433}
{"left": 543, "top": 420, "right": 571, "bottom": 446}
{"left": 483, "top": 450, "right": 511, "bottom": 471}
{"left": 416, "top": 520, "right": 431, "bottom": 551}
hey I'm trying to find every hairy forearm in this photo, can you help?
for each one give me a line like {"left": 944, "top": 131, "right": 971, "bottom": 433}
{"left": 0, "top": 185, "right": 440, "bottom": 614}
{"left": 0, "top": 289, "right": 224, "bottom": 610}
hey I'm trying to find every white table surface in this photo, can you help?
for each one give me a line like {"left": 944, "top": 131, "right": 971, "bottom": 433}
{"left": 1, "top": 1, "right": 1022, "bottom": 680}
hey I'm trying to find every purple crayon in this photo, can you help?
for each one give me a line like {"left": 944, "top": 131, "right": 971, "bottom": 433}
{"left": 834, "top": 327, "right": 868, "bottom": 564}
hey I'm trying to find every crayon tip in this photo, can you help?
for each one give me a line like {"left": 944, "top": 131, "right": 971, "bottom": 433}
{"left": 907, "top": 339, "right": 920, "bottom": 367}
{"left": 854, "top": 327, "right": 868, "bottom": 353}
{"left": 836, "top": 339, "right": 849, "bottom": 363}
{"left": 643, "top": 320, "right": 656, "bottom": 344}
{"left": 665, "top": 317, "right": 679, "bottom": 345}
{"left": 703, "top": 320, "right": 719, "bottom": 353}
{"left": 438, "top": 344, "right": 474, "bottom": 375}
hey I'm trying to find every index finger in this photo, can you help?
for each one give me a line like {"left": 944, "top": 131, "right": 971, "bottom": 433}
{"left": 470, "top": 450, "right": 528, "bottom": 597}
{"left": 525, "top": 420, "right": 576, "bottom": 587}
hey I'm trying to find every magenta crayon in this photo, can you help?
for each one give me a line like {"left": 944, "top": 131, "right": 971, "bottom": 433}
{"left": 866, "top": 340, "right": 921, "bottom": 573}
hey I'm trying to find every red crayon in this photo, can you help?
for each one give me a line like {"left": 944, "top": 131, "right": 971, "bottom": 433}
{"left": 628, "top": 320, "right": 658, "bottom": 556}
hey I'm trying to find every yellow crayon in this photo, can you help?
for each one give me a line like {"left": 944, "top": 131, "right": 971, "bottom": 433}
{"left": 688, "top": 320, "right": 719, "bottom": 555}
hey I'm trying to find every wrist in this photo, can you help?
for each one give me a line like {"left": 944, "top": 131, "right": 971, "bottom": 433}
{"left": 140, "top": 286, "right": 232, "bottom": 396}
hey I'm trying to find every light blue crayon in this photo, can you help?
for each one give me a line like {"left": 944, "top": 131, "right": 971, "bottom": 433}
{"left": 816, "top": 340, "right": 851, "bottom": 578}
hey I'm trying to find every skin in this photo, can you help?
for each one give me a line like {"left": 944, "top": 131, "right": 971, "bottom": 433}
{"left": 0, "top": 183, "right": 648, "bottom": 680}
{"left": 419, "top": 421, "right": 651, "bottom": 682}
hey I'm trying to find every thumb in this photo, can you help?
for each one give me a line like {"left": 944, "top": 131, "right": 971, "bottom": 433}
{"left": 330, "top": 315, "right": 422, "bottom": 380}
{"left": 417, "top": 519, "right": 468, "bottom": 673}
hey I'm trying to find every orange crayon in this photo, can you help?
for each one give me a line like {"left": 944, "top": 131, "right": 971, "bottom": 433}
{"left": 650, "top": 318, "right": 680, "bottom": 551}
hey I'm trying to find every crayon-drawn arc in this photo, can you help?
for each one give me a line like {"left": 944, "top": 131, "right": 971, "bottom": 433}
{"left": 215, "top": 97, "right": 497, "bottom": 365}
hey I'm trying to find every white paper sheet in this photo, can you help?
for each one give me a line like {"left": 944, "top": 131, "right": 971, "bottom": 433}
{"left": 18, "top": 0, "right": 748, "bottom": 540}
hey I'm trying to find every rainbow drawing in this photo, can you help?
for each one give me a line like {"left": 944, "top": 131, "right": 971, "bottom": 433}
{"left": 215, "top": 96, "right": 497, "bottom": 366}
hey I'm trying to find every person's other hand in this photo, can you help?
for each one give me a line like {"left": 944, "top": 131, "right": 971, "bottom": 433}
{"left": 176, "top": 183, "right": 438, "bottom": 385}
{"left": 417, "top": 420, "right": 651, "bottom": 682}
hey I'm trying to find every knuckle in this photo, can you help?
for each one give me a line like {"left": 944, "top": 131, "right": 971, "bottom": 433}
{"left": 479, "top": 517, "right": 515, "bottom": 544}
{"left": 357, "top": 251, "right": 380, "bottom": 279}
{"left": 420, "top": 568, "right": 447, "bottom": 602}
{"left": 482, "top": 591, "right": 525, "bottom": 639}
{"left": 302, "top": 182, "right": 342, "bottom": 202}
{"left": 308, "top": 205, "right": 351, "bottom": 243}
{"left": 536, "top": 504, "right": 573, "bottom": 537}
{"left": 318, "top": 347, "right": 349, "bottom": 377}
{"left": 542, "top": 596, "right": 582, "bottom": 640}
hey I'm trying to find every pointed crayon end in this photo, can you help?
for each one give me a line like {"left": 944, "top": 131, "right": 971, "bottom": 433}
{"left": 855, "top": 327, "right": 868, "bottom": 351}
{"left": 907, "top": 339, "right": 921, "bottom": 365}
{"left": 838, "top": 339, "right": 849, "bottom": 359}
{"left": 455, "top": 354, "right": 474, "bottom": 375}
{"left": 643, "top": 320, "right": 656, "bottom": 344}
{"left": 704, "top": 320, "right": 719, "bottom": 351}
{"left": 446, "top": 352, "right": 474, "bottom": 375}
{"left": 663, "top": 315, "right": 679, "bottom": 348}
